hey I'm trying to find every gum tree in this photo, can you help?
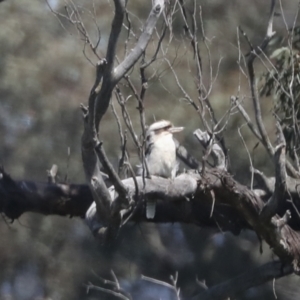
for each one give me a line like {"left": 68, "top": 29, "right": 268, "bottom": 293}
{"left": 1, "top": 0, "right": 300, "bottom": 299}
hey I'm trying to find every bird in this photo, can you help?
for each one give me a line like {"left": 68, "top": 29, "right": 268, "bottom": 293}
{"left": 138, "top": 120, "right": 184, "bottom": 219}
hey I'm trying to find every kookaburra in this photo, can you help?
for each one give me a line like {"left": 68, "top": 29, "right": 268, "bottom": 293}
{"left": 139, "top": 120, "right": 184, "bottom": 219}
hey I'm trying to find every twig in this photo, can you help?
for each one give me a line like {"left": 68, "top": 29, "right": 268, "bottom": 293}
{"left": 191, "top": 261, "right": 293, "bottom": 300}
{"left": 260, "top": 122, "right": 287, "bottom": 221}
{"left": 238, "top": 124, "right": 255, "bottom": 190}
{"left": 113, "top": 0, "right": 165, "bottom": 83}
{"left": 95, "top": 142, "right": 129, "bottom": 205}
{"left": 193, "top": 129, "right": 226, "bottom": 171}
{"left": 239, "top": 0, "right": 276, "bottom": 173}
{"left": 86, "top": 282, "right": 131, "bottom": 300}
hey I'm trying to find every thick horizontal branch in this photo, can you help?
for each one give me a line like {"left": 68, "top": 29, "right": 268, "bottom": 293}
{"left": 0, "top": 169, "right": 246, "bottom": 234}
{"left": 2, "top": 168, "right": 300, "bottom": 268}
{"left": 0, "top": 173, "right": 92, "bottom": 220}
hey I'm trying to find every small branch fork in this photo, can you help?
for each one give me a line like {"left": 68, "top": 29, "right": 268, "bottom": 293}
{"left": 142, "top": 273, "right": 181, "bottom": 300}
{"left": 86, "top": 270, "right": 132, "bottom": 300}
{"left": 81, "top": 0, "right": 165, "bottom": 241}
{"left": 193, "top": 129, "right": 227, "bottom": 172}
{"left": 176, "top": 0, "right": 229, "bottom": 161}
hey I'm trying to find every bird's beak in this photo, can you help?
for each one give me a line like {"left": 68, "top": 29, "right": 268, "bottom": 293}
{"left": 169, "top": 126, "right": 184, "bottom": 133}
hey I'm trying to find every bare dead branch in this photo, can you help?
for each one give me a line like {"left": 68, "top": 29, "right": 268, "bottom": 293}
{"left": 253, "top": 168, "right": 276, "bottom": 195}
{"left": 244, "top": 36, "right": 274, "bottom": 157}
{"left": 236, "top": 22, "right": 300, "bottom": 179}
{"left": 84, "top": 169, "right": 300, "bottom": 268}
{"left": 80, "top": 0, "right": 166, "bottom": 239}
{"left": 174, "top": 139, "right": 200, "bottom": 170}
{"left": 87, "top": 271, "right": 133, "bottom": 300}
{"left": 86, "top": 282, "right": 131, "bottom": 300}
{"left": 115, "top": 86, "right": 141, "bottom": 153}
{"left": 46, "top": 0, "right": 101, "bottom": 61}
{"left": 3, "top": 161, "right": 300, "bottom": 268}
{"left": 238, "top": 124, "right": 255, "bottom": 190}
{"left": 190, "top": 261, "right": 293, "bottom": 300}
{"left": 237, "top": 0, "right": 276, "bottom": 171}
{"left": 89, "top": 59, "right": 108, "bottom": 132}
{"left": 110, "top": 101, "right": 127, "bottom": 176}
{"left": 193, "top": 129, "right": 226, "bottom": 171}
{"left": 94, "top": 0, "right": 165, "bottom": 132}
{"left": 113, "top": 0, "right": 165, "bottom": 83}
{"left": 95, "top": 142, "right": 129, "bottom": 204}
{"left": 260, "top": 122, "right": 287, "bottom": 221}
{"left": 47, "top": 164, "right": 58, "bottom": 184}
{"left": 141, "top": 274, "right": 176, "bottom": 290}
{"left": 163, "top": 56, "right": 209, "bottom": 131}
{"left": 232, "top": 96, "right": 263, "bottom": 144}
{"left": 105, "top": 0, "right": 126, "bottom": 76}
{"left": 273, "top": 210, "right": 292, "bottom": 228}
{"left": 140, "top": 22, "right": 167, "bottom": 70}
{"left": 177, "top": 0, "right": 228, "bottom": 161}
{"left": 81, "top": 60, "right": 112, "bottom": 224}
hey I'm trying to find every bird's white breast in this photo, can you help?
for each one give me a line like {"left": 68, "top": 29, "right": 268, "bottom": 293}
{"left": 146, "top": 134, "right": 177, "bottom": 178}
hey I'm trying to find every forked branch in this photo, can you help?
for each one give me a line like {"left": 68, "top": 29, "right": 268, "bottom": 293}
{"left": 81, "top": 0, "right": 165, "bottom": 240}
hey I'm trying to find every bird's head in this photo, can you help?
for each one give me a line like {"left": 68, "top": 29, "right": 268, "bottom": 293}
{"left": 145, "top": 120, "right": 184, "bottom": 144}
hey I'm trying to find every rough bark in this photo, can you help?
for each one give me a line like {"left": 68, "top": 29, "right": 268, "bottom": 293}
{"left": 2, "top": 166, "right": 300, "bottom": 272}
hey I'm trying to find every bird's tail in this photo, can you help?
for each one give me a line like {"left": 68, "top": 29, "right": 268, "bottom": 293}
{"left": 146, "top": 199, "right": 156, "bottom": 219}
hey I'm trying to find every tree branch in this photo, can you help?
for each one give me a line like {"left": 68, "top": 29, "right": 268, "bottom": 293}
{"left": 174, "top": 138, "right": 201, "bottom": 170}
{"left": 113, "top": 0, "right": 165, "bottom": 83}
{"left": 193, "top": 129, "right": 226, "bottom": 170}
{"left": 81, "top": 0, "right": 166, "bottom": 239}
{"left": 233, "top": 96, "right": 300, "bottom": 179}
{"left": 2, "top": 165, "right": 300, "bottom": 267}
{"left": 243, "top": 0, "right": 276, "bottom": 158}
{"left": 81, "top": 61, "right": 112, "bottom": 224}
{"left": 260, "top": 123, "right": 287, "bottom": 221}
{"left": 93, "top": 0, "right": 165, "bottom": 133}
{"left": 0, "top": 169, "right": 246, "bottom": 236}
{"left": 105, "top": 0, "right": 126, "bottom": 76}
{"left": 191, "top": 261, "right": 293, "bottom": 300}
